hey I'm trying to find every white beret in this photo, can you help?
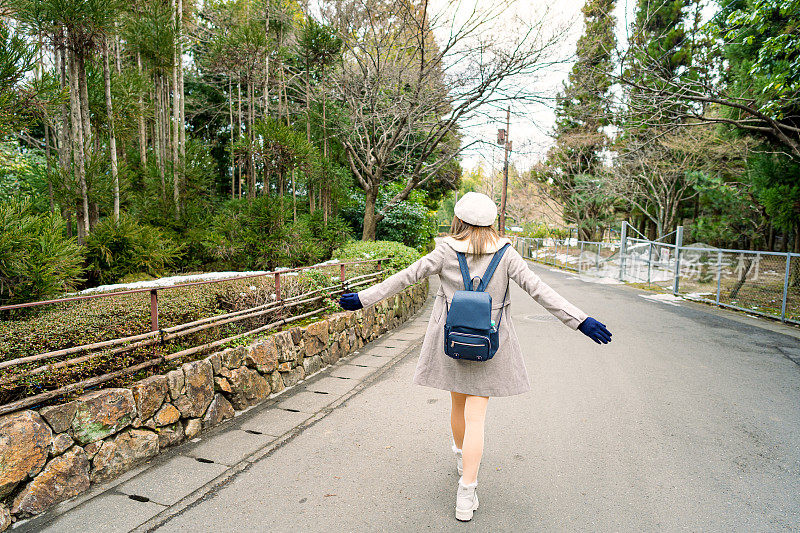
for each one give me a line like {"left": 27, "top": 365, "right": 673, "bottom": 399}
{"left": 454, "top": 192, "right": 497, "bottom": 226}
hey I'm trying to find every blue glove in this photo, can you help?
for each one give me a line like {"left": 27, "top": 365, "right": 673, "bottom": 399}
{"left": 578, "top": 317, "right": 612, "bottom": 344}
{"left": 339, "top": 292, "right": 363, "bottom": 311}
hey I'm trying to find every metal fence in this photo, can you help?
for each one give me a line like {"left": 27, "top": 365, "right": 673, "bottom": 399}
{"left": 513, "top": 223, "right": 800, "bottom": 325}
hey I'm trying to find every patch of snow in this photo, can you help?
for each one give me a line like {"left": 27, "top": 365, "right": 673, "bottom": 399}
{"left": 75, "top": 258, "right": 344, "bottom": 295}
{"left": 577, "top": 275, "right": 623, "bottom": 285}
{"left": 77, "top": 271, "right": 271, "bottom": 294}
{"left": 639, "top": 293, "right": 682, "bottom": 307}
{"left": 685, "top": 292, "right": 713, "bottom": 299}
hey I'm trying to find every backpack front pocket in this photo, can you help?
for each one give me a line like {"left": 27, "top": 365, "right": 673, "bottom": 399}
{"left": 445, "top": 331, "right": 491, "bottom": 361}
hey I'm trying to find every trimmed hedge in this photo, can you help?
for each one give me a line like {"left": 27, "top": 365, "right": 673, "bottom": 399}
{"left": 332, "top": 240, "right": 422, "bottom": 276}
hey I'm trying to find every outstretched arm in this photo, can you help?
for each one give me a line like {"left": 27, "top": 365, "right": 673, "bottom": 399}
{"left": 506, "top": 248, "right": 589, "bottom": 330}
{"left": 349, "top": 244, "right": 447, "bottom": 309}
{"left": 506, "top": 248, "right": 612, "bottom": 343}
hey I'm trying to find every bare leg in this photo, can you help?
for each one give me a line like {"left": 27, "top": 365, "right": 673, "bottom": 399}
{"left": 461, "top": 395, "right": 489, "bottom": 484}
{"left": 450, "top": 391, "right": 467, "bottom": 450}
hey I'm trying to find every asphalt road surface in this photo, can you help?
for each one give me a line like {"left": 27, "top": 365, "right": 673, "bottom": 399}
{"left": 147, "top": 263, "right": 800, "bottom": 532}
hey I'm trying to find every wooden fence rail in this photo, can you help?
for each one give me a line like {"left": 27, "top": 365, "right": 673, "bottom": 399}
{"left": 0, "top": 259, "right": 385, "bottom": 416}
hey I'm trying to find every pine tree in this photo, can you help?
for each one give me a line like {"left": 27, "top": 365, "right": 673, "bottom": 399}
{"left": 623, "top": 0, "right": 694, "bottom": 133}
{"left": 548, "top": 0, "right": 616, "bottom": 241}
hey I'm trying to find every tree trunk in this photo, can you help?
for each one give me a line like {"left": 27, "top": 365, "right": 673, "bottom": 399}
{"left": 114, "top": 28, "right": 122, "bottom": 75}
{"left": 56, "top": 41, "right": 71, "bottom": 215}
{"left": 171, "top": 0, "right": 181, "bottom": 219}
{"left": 162, "top": 73, "right": 171, "bottom": 173}
{"left": 263, "top": 0, "right": 270, "bottom": 120}
{"left": 305, "top": 58, "right": 311, "bottom": 143}
{"left": 177, "top": 0, "right": 185, "bottom": 179}
{"left": 237, "top": 81, "right": 243, "bottom": 199}
{"left": 103, "top": 39, "right": 120, "bottom": 222}
{"left": 292, "top": 169, "right": 296, "bottom": 222}
{"left": 323, "top": 183, "right": 329, "bottom": 226}
{"left": 68, "top": 47, "right": 90, "bottom": 240}
{"left": 282, "top": 71, "right": 290, "bottom": 128}
{"left": 78, "top": 53, "right": 91, "bottom": 149}
{"left": 247, "top": 79, "right": 255, "bottom": 198}
{"left": 767, "top": 222, "right": 775, "bottom": 251}
{"left": 319, "top": 64, "right": 328, "bottom": 219}
{"left": 153, "top": 79, "right": 165, "bottom": 199}
{"left": 362, "top": 187, "right": 378, "bottom": 240}
{"left": 79, "top": 48, "right": 98, "bottom": 230}
{"left": 229, "top": 78, "right": 235, "bottom": 199}
{"left": 44, "top": 123, "right": 54, "bottom": 213}
{"left": 137, "top": 52, "right": 147, "bottom": 169}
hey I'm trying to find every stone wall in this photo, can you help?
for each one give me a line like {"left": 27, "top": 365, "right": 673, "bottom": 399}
{"left": 0, "top": 281, "right": 428, "bottom": 530}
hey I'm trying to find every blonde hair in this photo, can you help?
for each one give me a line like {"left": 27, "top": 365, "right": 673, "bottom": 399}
{"left": 449, "top": 216, "right": 500, "bottom": 255}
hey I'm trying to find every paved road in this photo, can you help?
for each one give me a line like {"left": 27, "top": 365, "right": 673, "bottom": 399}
{"left": 34, "top": 262, "right": 800, "bottom": 532}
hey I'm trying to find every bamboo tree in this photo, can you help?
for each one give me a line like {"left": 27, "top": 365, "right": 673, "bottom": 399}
{"left": 55, "top": 36, "right": 72, "bottom": 233}
{"left": 263, "top": 0, "right": 270, "bottom": 121}
{"left": 237, "top": 80, "right": 242, "bottom": 199}
{"left": 67, "top": 43, "right": 90, "bottom": 239}
{"left": 136, "top": 51, "right": 147, "bottom": 169}
{"left": 229, "top": 77, "right": 235, "bottom": 198}
{"left": 102, "top": 37, "right": 120, "bottom": 221}
{"left": 171, "top": 0, "right": 181, "bottom": 218}
{"left": 177, "top": 0, "right": 185, "bottom": 182}
{"left": 153, "top": 79, "right": 165, "bottom": 198}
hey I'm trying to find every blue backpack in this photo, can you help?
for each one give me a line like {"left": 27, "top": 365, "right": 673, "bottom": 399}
{"left": 444, "top": 243, "right": 510, "bottom": 362}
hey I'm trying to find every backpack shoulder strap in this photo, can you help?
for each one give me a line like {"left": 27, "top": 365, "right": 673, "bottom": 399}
{"left": 455, "top": 252, "right": 472, "bottom": 291}
{"left": 477, "top": 243, "right": 510, "bottom": 292}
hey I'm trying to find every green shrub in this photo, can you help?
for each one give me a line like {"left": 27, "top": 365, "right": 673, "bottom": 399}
{"left": 519, "top": 222, "right": 570, "bottom": 239}
{"left": 201, "top": 197, "right": 293, "bottom": 269}
{"left": 332, "top": 240, "right": 421, "bottom": 275}
{"left": 299, "top": 211, "right": 352, "bottom": 259}
{"left": 0, "top": 200, "right": 84, "bottom": 304}
{"left": 0, "top": 142, "right": 50, "bottom": 213}
{"left": 201, "top": 197, "right": 352, "bottom": 270}
{"left": 340, "top": 184, "right": 437, "bottom": 251}
{"left": 84, "top": 216, "right": 184, "bottom": 285}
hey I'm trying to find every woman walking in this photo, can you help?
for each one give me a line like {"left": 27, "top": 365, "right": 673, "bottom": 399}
{"left": 338, "top": 192, "right": 612, "bottom": 521}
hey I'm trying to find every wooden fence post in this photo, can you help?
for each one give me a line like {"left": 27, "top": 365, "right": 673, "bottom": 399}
{"left": 150, "top": 289, "right": 159, "bottom": 332}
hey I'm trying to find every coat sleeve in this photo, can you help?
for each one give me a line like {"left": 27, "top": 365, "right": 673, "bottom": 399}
{"left": 506, "top": 247, "right": 588, "bottom": 330}
{"left": 357, "top": 244, "right": 446, "bottom": 308}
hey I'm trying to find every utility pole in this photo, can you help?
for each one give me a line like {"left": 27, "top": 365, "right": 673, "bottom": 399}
{"left": 498, "top": 107, "right": 511, "bottom": 235}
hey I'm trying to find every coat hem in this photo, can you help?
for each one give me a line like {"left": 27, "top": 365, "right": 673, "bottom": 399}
{"left": 412, "top": 376, "right": 530, "bottom": 398}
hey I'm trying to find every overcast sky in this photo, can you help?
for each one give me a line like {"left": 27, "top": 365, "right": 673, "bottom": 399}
{"left": 450, "top": 0, "right": 638, "bottom": 173}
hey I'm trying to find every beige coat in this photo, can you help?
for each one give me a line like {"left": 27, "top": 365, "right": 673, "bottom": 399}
{"left": 358, "top": 237, "right": 588, "bottom": 397}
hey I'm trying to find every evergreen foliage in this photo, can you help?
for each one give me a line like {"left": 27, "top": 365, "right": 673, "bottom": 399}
{"left": 0, "top": 200, "right": 83, "bottom": 304}
{"left": 83, "top": 217, "right": 184, "bottom": 285}
{"left": 548, "top": 0, "right": 616, "bottom": 241}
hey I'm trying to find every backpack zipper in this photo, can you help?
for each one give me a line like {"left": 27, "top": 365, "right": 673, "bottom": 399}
{"left": 449, "top": 332, "right": 491, "bottom": 347}
{"left": 451, "top": 340, "right": 484, "bottom": 348}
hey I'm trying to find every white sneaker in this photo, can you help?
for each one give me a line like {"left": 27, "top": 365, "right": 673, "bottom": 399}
{"left": 452, "top": 441, "right": 463, "bottom": 476}
{"left": 455, "top": 478, "right": 479, "bottom": 521}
